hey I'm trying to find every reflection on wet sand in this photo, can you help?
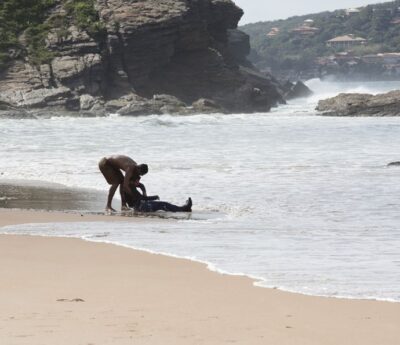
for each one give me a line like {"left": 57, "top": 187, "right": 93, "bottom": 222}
{"left": 0, "top": 180, "right": 198, "bottom": 220}
{"left": 0, "top": 180, "right": 105, "bottom": 212}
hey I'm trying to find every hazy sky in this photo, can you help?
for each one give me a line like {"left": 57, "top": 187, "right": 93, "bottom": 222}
{"left": 234, "top": 0, "right": 390, "bottom": 24}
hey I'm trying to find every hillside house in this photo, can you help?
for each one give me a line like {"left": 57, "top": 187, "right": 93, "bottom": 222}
{"left": 390, "top": 17, "right": 400, "bottom": 25}
{"left": 291, "top": 25, "right": 319, "bottom": 36}
{"left": 266, "top": 27, "right": 280, "bottom": 37}
{"left": 326, "top": 35, "right": 367, "bottom": 49}
{"left": 345, "top": 8, "right": 361, "bottom": 16}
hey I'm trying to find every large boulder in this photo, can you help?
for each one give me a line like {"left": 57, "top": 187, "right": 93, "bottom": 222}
{"left": 316, "top": 91, "right": 400, "bottom": 116}
{"left": 387, "top": 161, "right": 400, "bottom": 167}
{"left": 116, "top": 94, "right": 188, "bottom": 116}
{"left": 192, "top": 98, "right": 226, "bottom": 113}
{"left": 0, "top": 99, "right": 13, "bottom": 111}
{"left": 0, "top": 98, "right": 32, "bottom": 118}
{"left": 284, "top": 81, "right": 313, "bottom": 100}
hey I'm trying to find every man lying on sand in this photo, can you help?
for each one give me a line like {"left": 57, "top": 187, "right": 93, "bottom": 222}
{"left": 98, "top": 155, "right": 148, "bottom": 212}
{"left": 125, "top": 179, "right": 192, "bottom": 213}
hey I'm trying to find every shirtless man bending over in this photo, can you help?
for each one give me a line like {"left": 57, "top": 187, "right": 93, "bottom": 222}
{"left": 98, "top": 155, "right": 148, "bottom": 211}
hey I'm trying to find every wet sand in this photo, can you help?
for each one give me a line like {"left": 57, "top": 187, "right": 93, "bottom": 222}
{"left": 0, "top": 184, "right": 399, "bottom": 344}
{"left": 0, "top": 180, "right": 105, "bottom": 211}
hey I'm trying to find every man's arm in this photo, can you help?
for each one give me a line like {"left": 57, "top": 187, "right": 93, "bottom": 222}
{"left": 123, "top": 166, "right": 139, "bottom": 195}
{"left": 138, "top": 183, "right": 159, "bottom": 201}
{"left": 137, "top": 183, "right": 147, "bottom": 197}
{"left": 145, "top": 195, "right": 160, "bottom": 201}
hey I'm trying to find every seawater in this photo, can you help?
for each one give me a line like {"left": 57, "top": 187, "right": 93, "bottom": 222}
{"left": 1, "top": 80, "right": 400, "bottom": 301}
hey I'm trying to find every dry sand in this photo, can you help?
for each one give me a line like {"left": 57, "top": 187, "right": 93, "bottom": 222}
{"left": 0, "top": 209, "right": 399, "bottom": 345}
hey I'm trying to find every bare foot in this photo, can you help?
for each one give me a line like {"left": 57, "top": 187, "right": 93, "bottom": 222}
{"left": 105, "top": 206, "right": 116, "bottom": 213}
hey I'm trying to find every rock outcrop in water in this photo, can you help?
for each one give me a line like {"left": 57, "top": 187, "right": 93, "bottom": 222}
{"left": 387, "top": 161, "right": 400, "bottom": 167}
{"left": 316, "top": 91, "right": 400, "bottom": 116}
{"left": 283, "top": 81, "right": 313, "bottom": 100}
{"left": 0, "top": 0, "right": 285, "bottom": 117}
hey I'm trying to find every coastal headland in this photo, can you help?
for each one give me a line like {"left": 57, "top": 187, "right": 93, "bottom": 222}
{"left": 0, "top": 0, "right": 291, "bottom": 117}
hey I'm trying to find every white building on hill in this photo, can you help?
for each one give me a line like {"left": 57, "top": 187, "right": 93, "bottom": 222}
{"left": 326, "top": 34, "right": 367, "bottom": 49}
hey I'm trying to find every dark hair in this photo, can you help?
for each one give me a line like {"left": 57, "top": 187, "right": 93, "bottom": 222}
{"left": 138, "top": 164, "right": 148, "bottom": 175}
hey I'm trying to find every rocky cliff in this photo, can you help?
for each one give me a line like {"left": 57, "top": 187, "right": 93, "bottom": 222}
{"left": 0, "top": 0, "right": 284, "bottom": 117}
{"left": 316, "top": 91, "right": 400, "bottom": 116}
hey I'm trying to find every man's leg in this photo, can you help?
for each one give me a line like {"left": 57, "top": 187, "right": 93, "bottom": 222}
{"left": 99, "top": 157, "right": 124, "bottom": 211}
{"left": 107, "top": 184, "right": 119, "bottom": 212}
{"left": 144, "top": 199, "right": 192, "bottom": 212}
{"left": 119, "top": 184, "right": 129, "bottom": 210}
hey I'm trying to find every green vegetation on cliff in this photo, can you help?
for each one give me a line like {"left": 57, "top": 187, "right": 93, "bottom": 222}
{"left": 64, "top": 0, "right": 106, "bottom": 38}
{"left": 0, "top": 0, "right": 104, "bottom": 70}
{"left": 241, "top": 0, "right": 400, "bottom": 72}
{"left": 0, "top": 0, "right": 56, "bottom": 68}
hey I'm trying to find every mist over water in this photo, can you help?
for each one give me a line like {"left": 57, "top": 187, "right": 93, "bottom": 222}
{"left": 1, "top": 80, "right": 400, "bottom": 301}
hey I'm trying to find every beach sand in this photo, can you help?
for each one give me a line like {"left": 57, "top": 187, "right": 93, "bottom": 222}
{"left": 0, "top": 208, "right": 399, "bottom": 345}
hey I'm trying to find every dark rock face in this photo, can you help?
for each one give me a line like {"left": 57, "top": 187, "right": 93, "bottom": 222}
{"left": 284, "top": 81, "right": 313, "bottom": 100}
{"left": 227, "top": 29, "right": 250, "bottom": 63}
{"left": 0, "top": 0, "right": 283, "bottom": 117}
{"left": 316, "top": 91, "right": 400, "bottom": 116}
{"left": 0, "top": 99, "right": 33, "bottom": 119}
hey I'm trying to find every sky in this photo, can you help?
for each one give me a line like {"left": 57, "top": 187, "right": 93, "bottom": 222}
{"left": 234, "top": 0, "right": 391, "bottom": 24}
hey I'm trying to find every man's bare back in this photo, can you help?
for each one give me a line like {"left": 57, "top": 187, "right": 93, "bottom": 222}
{"left": 105, "top": 155, "right": 137, "bottom": 172}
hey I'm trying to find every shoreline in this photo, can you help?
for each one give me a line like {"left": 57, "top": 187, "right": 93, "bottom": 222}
{"left": 0, "top": 204, "right": 400, "bottom": 305}
{"left": 0, "top": 180, "right": 398, "bottom": 303}
{"left": 1, "top": 208, "right": 400, "bottom": 344}
{"left": 4, "top": 219, "right": 398, "bottom": 305}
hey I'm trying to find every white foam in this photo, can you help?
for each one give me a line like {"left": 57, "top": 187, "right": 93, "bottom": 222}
{"left": 2, "top": 81, "right": 400, "bottom": 301}
{"left": 1, "top": 218, "right": 400, "bottom": 302}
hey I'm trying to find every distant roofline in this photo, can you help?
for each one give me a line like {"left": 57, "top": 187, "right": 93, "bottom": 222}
{"left": 291, "top": 26, "right": 319, "bottom": 32}
{"left": 327, "top": 35, "right": 367, "bottom": 42}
